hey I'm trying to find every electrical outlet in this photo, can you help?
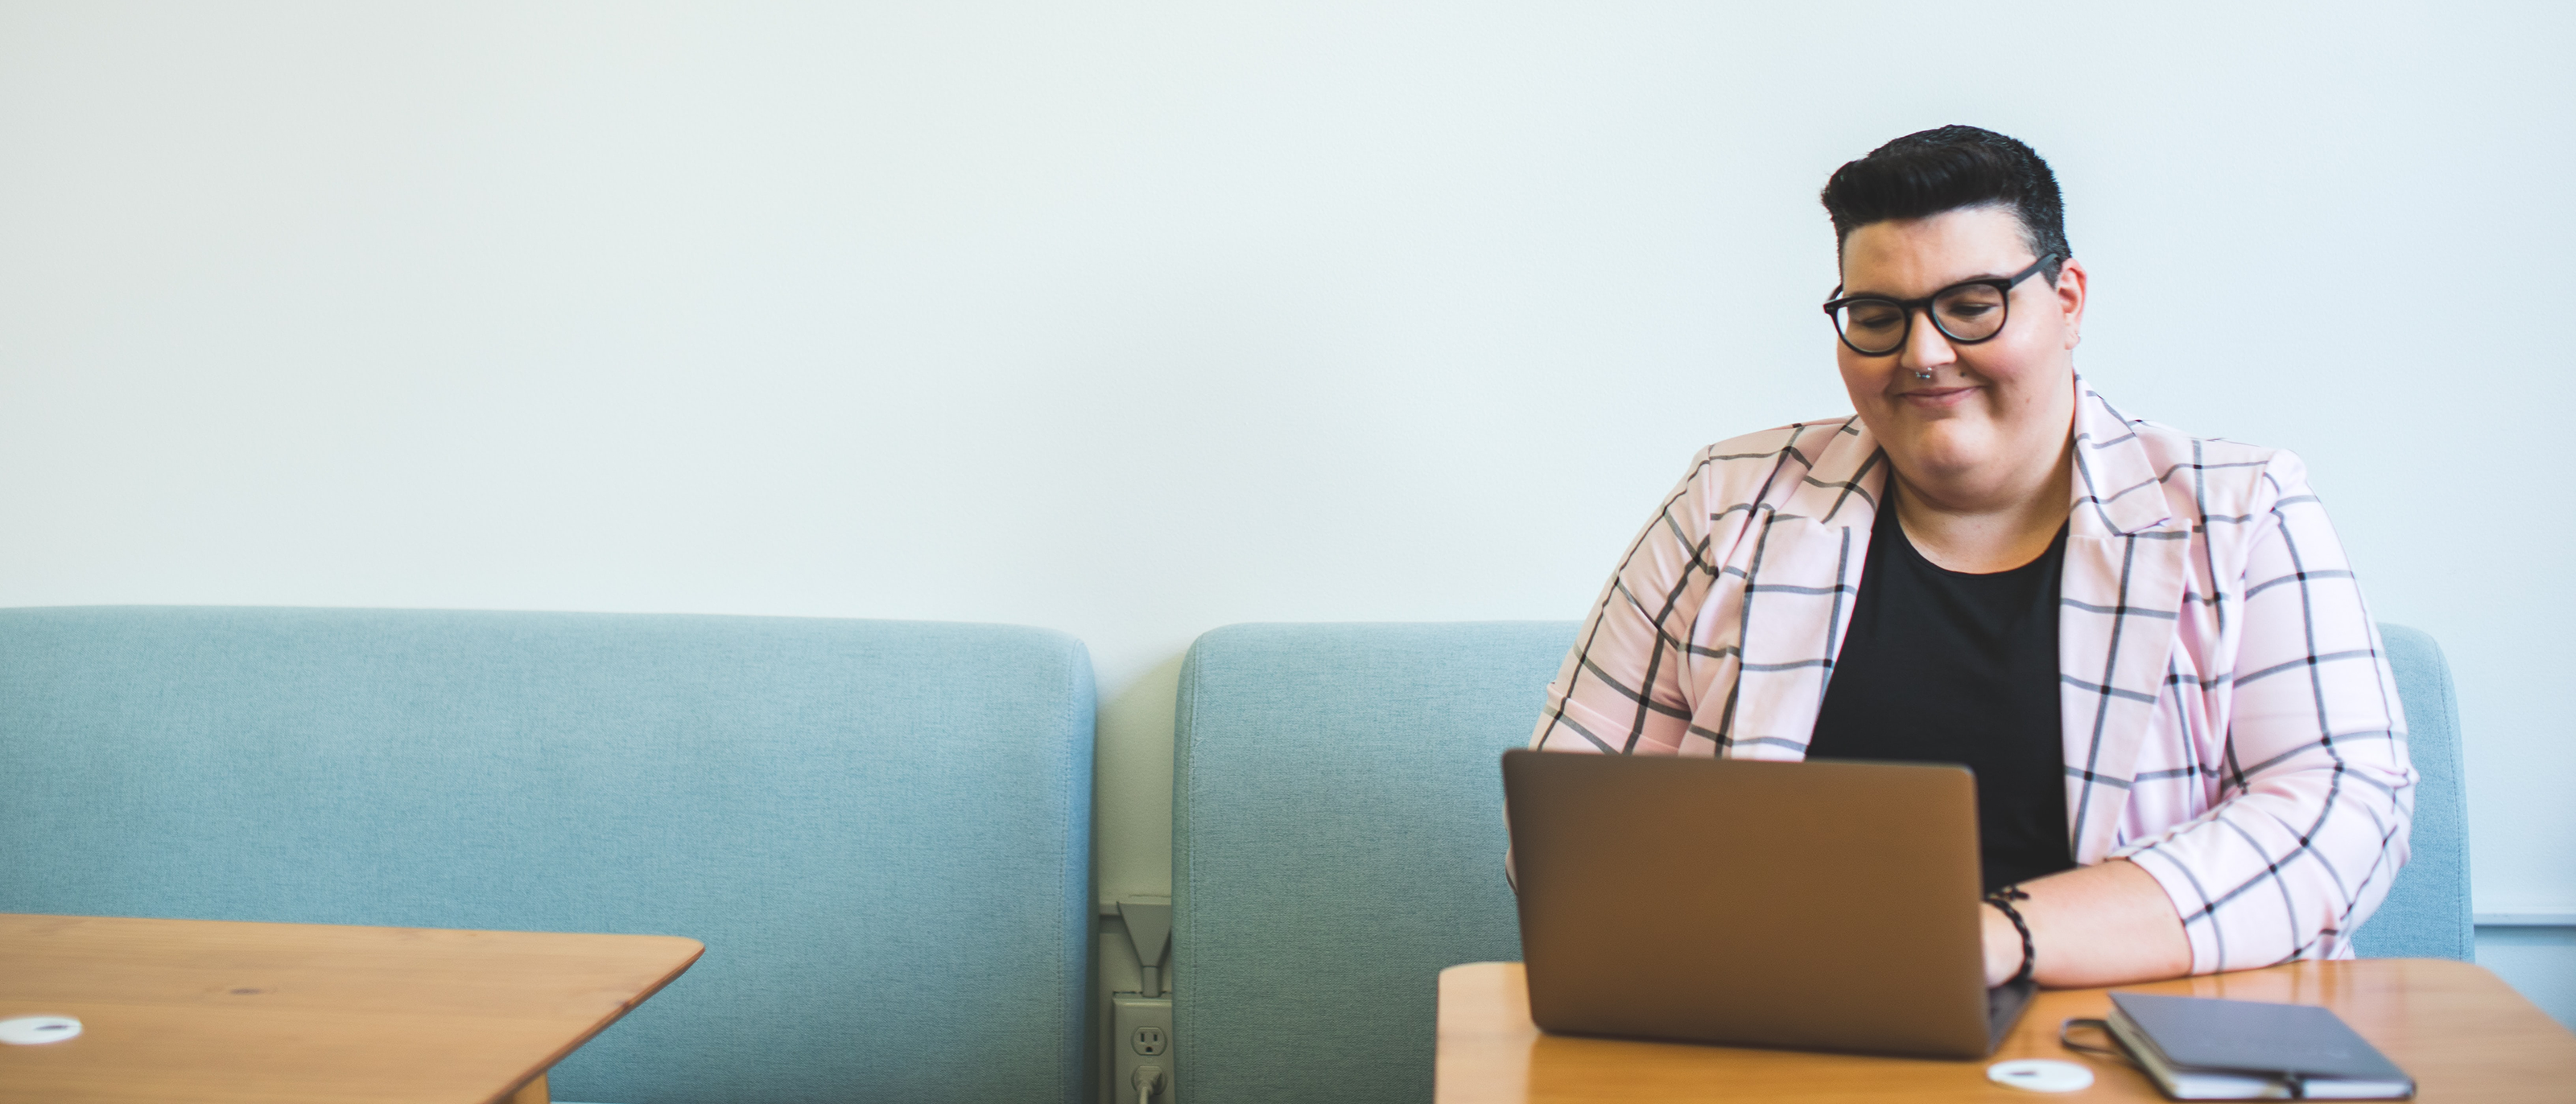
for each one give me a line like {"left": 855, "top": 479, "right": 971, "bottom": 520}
{"left": 1112, "top": 995, "right": 1174, "bottom": 1102}
{"left": 1132, "top": 1024, "right": 1167, "bottom": 1055}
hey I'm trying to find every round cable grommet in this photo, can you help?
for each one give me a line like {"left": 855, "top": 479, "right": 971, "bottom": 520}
{"left": 0, "top": 1016, "right": 82, "bottom": 1045}
{"left": 1987, "top": 1058, "right": 2094, "bottom": 1093}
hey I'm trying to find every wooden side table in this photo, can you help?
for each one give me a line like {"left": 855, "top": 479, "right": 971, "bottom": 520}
{"left": 1438, "top": 959, "right": 2576, "bottom": 1102}
{"left": 0, "top": 913, "right": 704, "bottom": 1104}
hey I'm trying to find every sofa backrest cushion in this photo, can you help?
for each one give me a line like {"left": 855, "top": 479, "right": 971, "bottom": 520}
{"left": 0, "top": 607, "right": 1093, "bottom": 1104}
{"left": 1172, "top": 620, "right": 2471, "bottom": 1103}
{"left": 2352, "top": 623, "right": 2475, "bottom": 961}
{"left": 1173, "top": 621, "right": 1567, "bottom": 1104}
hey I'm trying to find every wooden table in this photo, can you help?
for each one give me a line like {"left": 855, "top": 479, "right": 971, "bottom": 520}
{"left": 0, "top": 913, "right": 704, "bottom": 1104}
{"left": 1439, "top": 959, "right": 2576, "bottom": 1102}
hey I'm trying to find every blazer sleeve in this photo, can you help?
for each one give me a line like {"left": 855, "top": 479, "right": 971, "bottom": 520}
{"left": 1528, "top": 447, "right": 1725, "bottom": 756}
{"left": 2119, "top": 450, "right": 2418, "bottom": 971}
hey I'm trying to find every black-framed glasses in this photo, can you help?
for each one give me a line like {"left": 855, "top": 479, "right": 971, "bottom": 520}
{"left": 1821, "top": 252, "right": 2059, "bottom": 356}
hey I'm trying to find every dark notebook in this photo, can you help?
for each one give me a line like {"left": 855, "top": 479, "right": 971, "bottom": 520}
{"left": 2106, "top": 992, "right": 2414, "bottom": 1099}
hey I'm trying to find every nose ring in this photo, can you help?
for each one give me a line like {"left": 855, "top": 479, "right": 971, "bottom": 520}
{"left": 1914, "top": 371, "right": 1933, "bottom": 381}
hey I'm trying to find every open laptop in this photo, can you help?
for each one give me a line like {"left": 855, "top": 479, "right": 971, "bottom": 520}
{"left": 1500, "top": 748, "right": 2035, "bottom": 1060}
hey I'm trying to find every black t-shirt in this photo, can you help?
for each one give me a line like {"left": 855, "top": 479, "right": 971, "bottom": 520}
{"left": 1806, "top": 491, "right": 2075, "bottom": 894}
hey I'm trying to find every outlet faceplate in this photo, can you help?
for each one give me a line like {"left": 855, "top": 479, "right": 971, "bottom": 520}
{"left": 1111, "top": 995, "right": 1174, "bottom": 1102}
{"left": 1132, "top": 1024, "right": 1167, "bottom": 1055}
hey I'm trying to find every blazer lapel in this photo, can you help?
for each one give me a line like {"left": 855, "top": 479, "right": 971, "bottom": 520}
{"left": 1719, "top": 418, "right": 1885, "bottom": 761}
{"left": 2058, "top": 382, "right": 2192, "bottom": 863}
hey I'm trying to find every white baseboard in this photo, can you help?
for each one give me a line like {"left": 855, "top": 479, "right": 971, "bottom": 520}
{"left": 2475, "top": 912, "right": 2576, "bottom": 927}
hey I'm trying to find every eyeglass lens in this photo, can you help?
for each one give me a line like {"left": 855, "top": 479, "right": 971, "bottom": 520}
{"left": 1833, "top": 282, "right": 2010, "bottom": 355}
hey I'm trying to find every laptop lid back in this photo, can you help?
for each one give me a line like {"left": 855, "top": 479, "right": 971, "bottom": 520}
{"left": 1501, "top": 749, "right": 1994, "bottom": 1059}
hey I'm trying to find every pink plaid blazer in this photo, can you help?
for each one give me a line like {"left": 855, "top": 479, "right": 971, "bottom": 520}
{"left": 1530, "top": 381, "right": 2416, "bottom": 973}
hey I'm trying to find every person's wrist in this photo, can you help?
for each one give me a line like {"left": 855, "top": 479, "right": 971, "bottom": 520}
{"left": 1979, "top": 904, "right": 2018, "bottom": 986}
{"left": 1983, "top": 887, "right": 2036, "bottom": 986}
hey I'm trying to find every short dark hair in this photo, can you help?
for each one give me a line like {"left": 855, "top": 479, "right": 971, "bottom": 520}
{"left": 1820, "top": 126, "right": 2069, "bottom": 282}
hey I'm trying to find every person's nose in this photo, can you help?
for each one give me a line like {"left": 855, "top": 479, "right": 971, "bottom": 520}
{"left": 1898, "top": 305, "right": 1957, "bottom": 377}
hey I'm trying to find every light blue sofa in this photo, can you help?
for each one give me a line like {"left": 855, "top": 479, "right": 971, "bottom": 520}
{"left": 2354, "top": 625, "right": 2475, "bottom": 961}
{"left": 1172, "top": 620, "right": 2472, "bottom": 1104}
{"left": 0, "top": 607, "right": 1095, "bottom": 1104}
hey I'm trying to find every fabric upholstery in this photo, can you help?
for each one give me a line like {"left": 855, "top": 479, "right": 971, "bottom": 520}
{"left": 1172, "top": 622, "right": 1568, "bottom": 1104}
{"left": 0, "top": 606, "right": 1092, "bottom": 1104}
{"left": 1174, "top": 619, "right": 2469, "bottom": 1103}
{"left": 2352, "top": 623, "right": 2475, "bottom": 960}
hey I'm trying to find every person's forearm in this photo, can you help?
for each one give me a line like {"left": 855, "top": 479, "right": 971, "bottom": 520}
{"left": 1980, "top": 859, "right": 2190, "bottom": 987}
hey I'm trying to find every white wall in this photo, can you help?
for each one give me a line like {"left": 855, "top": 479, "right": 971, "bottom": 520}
{"left": 2, "top": 0, "right": 2568, "bottom": 1015}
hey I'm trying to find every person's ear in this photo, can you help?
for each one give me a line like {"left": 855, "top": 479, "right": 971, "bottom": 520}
{"left": 2052, "top": 257, "right": 2089, "bottom": 351}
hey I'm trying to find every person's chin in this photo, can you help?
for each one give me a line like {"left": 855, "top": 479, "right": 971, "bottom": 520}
{"left": 1891, "top": 422, "right": 1999, "bottom": 472}
{"left": 1871, "top": 398, "right": 1983, "bottom": 442}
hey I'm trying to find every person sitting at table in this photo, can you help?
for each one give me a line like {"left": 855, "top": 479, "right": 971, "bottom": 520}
{"left": 1526, "top": 125, "right": 2414, "bottom": 990}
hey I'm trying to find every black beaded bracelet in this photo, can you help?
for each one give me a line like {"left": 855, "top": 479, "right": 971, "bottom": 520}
{"left": 1983, "top": 886, "right": 2036, "bottom": 985}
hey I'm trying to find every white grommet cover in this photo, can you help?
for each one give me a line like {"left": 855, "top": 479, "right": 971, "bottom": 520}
{"left": 0, "top": 1015, "right": 82, "bottom": 1044}
{"left": 1986, "top": 1058, "right": 2094, "bottom": 1092}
